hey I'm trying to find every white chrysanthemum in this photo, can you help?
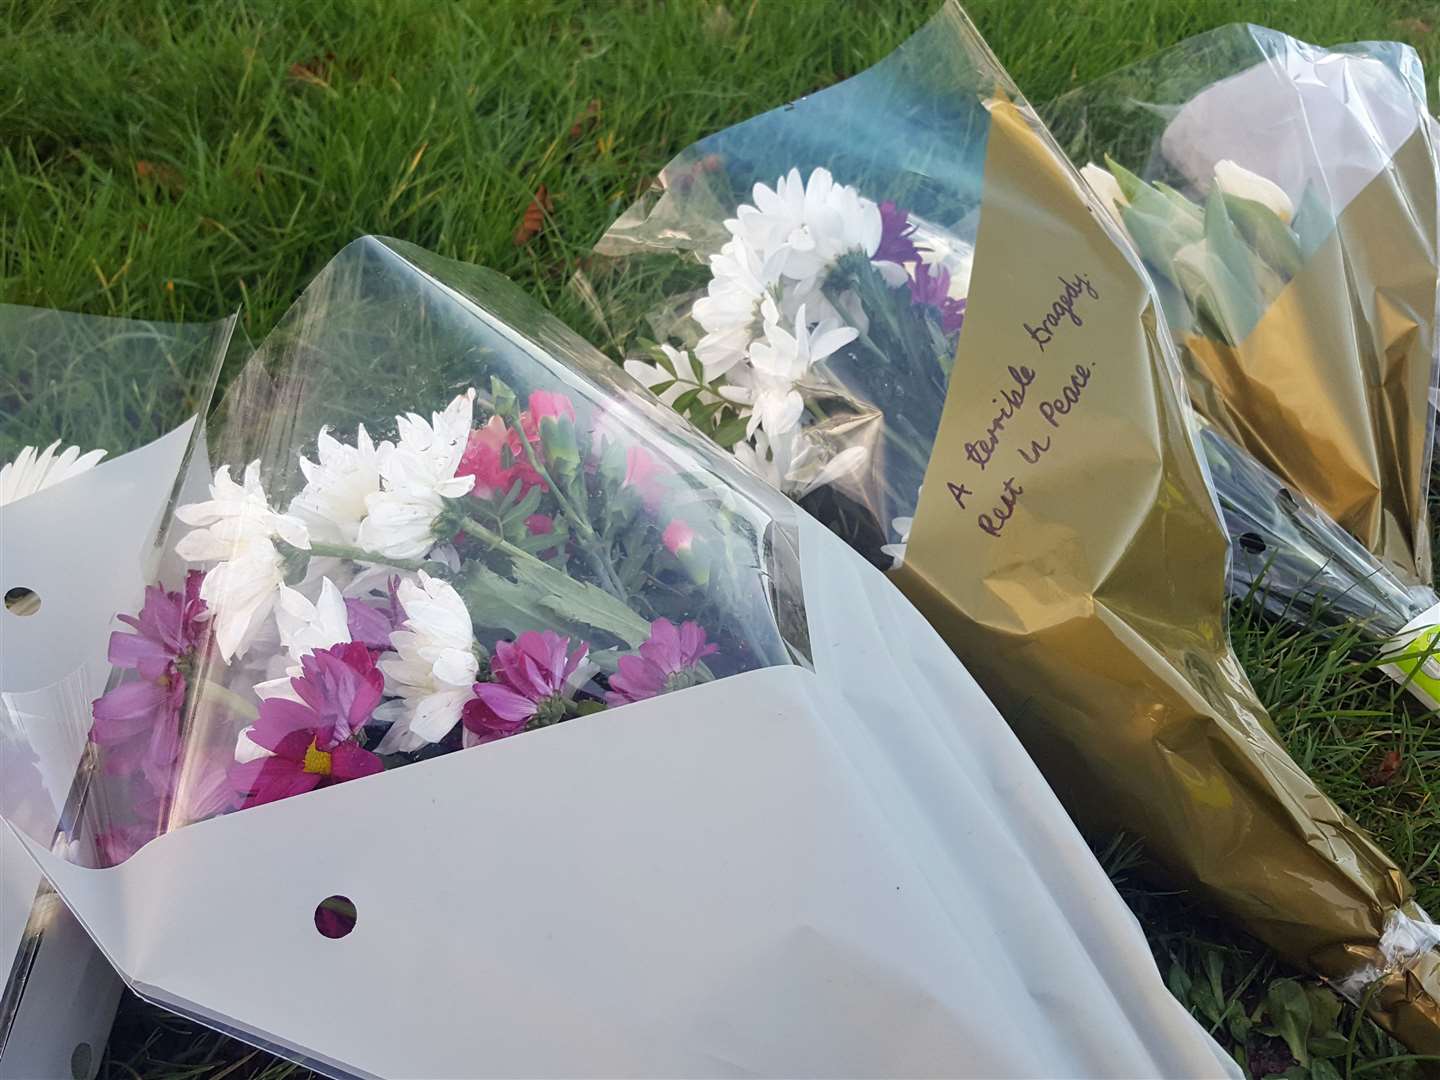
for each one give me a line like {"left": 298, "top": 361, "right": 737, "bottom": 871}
{"left": 174, "top": 462, "right": 311, "bottom": 662}
{"left": 692, "top": 236, "right": 786, "bottom": 377}
{"left": 358, "top": 390, "right": 475, "bottom": 560}
{"left": 721, "top": 301, "right": 857, "bottom": 440}
{"left": 0, "top": 441, "right": 106, "bottom": 505}
{"left": 373, "top": 572, "right": 478, "bottom": 752}
{"left": 880, "top": 515, "right": 914, "bottom": 569}
{"left": 289, "top": 425, "right": 389, "bottom": 544}
{"left": 1213, "top": 159, "right": 1293, "bottom": 224}
{"left": 730, "top": 429, "right": 796, "bottom": 491}
{"left": 730, "top": 167, "right": 883, "bottom": 284}
{"left": 731, "top": 429, "right": 868, "bottom": 500}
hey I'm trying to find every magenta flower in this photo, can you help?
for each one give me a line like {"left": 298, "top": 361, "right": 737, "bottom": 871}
{"left": 607, "top": 619, "right": 718, "bottom": 706}
{"left": 91, "top": 571, "right": 208, "bottom": 788}
{"left": 909, "top": 261, "right": 966, "bottom": 334}
{"left": 228, "top": 643, "right": 384, "bottom": 809}
{"left": 462, "top": 631, "right": 589, "bottom": 744}
{"left": 875, "top": 200, "right": 919, "bottom": 264}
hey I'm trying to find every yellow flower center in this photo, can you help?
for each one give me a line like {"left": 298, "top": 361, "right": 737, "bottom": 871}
{"left": 302, "top": 739, "right": 333, "bottom": 777}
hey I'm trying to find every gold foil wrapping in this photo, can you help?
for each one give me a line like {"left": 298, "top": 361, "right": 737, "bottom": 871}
{"left": 1182, "top": 129, "right": 1438, "bottom": 585}
{"left": 893, "top": 100, "right": 1438, "bottom": 1047}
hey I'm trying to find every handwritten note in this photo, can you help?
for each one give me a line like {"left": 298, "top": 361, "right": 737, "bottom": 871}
{"left": 948, "top": 272, "right": 1101, "bottom": 539}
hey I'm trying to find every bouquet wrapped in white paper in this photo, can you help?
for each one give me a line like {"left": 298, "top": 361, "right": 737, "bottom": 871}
{"left": 0, "top": 238, "right": 1237, "bottom": 1078}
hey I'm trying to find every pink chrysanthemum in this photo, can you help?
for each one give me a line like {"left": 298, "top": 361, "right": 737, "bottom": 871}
{"left": 606, "top": 619, "right": 718, "bottom": 706}
{"left": 462, "top": 630, "right": 589, "bottom": 744}
{"left": 90, "top": 570, "right": 208, "bottom": 788}
{"left": 228, "top": 643, "right": 384, "bottom": 809}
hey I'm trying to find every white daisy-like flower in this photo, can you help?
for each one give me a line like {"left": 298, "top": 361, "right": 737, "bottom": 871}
{"left": 1213, "top": 159, "right": 1293, "bottom": 224}
{"left": 721, "top": 301, "right": 858, "bottom": 440}
{"left": 357, "top": 390, "right": 476, "bottom": 560}
{"left": 289, "top": 425, "right": 390, "bottom": 544}
{"left": 238, "top": 577, "right": 354, "bottom": 762}
{"left": 731, "top": 428, "right": 796, "bottom": 491}
{"left": 731, "top": 167, "right": 883, "bottom": 285}
{"left": 373, "top": 571, "right": 479, "bottom": 752}
{"left": 0, "top": 441, "right": 106, "bottom": 505}
{"left": 880, "top": 515, "right": 914, "bottom": 569}
{"left": 174, "top": 462, "right": 311, "bottom": 662}
{"left": 692, "top": 237, "right": 786, "bottom": 377}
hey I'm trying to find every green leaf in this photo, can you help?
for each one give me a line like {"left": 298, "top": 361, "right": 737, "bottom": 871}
{"left": 1202, "top": 949, "right": 1227, "bottom": 1011}
{"left": 1304, "top": 985, "right": 1342, "bottom": 1040}
{"left": 455, "top": 544, "right": 651, "bottom": 649}
{"left": 1104, "top": 153, "right": 1152, "bottom": 205}
{"left": 1167, "top": 962, "right": 1194, "bottom": 1006}
{"left": 689, "top": 399, "right": 722, "bottom": 428}
{"left": 712, "top": 413, "right": 751, "bottom": 449}
{"left": 689, "top": 350, "right": 706, "bottom": 384}
{"left": 1264, "top": 979, "right": 1313, "bottom": 1066}
{"left": 1222, "top": 192, "right": 1304, "bottom": 279}
{"left": 1153, "top": 181, "right": 1205, "bottom": 230}
{"left": 1202, "top": 186, "right": 1266, "bottom": 334}
{"left": 1307, "top": 1032, "right": 1350, "bottom": 1060}
{"left": 671, "top": 386, "right": 701, "bottom": 413}
{"left": 1309, "top": 1059, "right": 1343, "bottom": 1080}
{"left": 573, "top": 699, "right": 608, "bottom": 717}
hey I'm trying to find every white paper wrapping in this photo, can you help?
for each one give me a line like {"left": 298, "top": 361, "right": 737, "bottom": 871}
{"left": 8, "top": 511, "right": 1238, "bottom": 1078}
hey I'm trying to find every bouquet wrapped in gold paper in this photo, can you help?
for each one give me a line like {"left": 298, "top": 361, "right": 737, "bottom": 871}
{"left": 579, "top": 2, "right": 1440, "bottom": 1051}
{"left": 1046, "top": 25, "right": 1437, "bottom": 582}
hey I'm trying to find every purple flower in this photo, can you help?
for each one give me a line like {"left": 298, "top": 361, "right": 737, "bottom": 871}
{"left": 462, "top": 631, "right": 589, "bottom": 744}
{"left": 607, "top": 619, "right": 719, "bottom": 706}
{"left": 345, "top": 576, "right": 406, "bottom": 651}
{"left": 909, "top": 261, "right": 967, "bottom": 335}
{"left": 875, "top": 200, "right": 919, "bottom": 264}
{"left": 91, "top": 571, "right": 208, "bottom": 788}
{"left": 228, "top": 643, "right": 385, "bottom": 809}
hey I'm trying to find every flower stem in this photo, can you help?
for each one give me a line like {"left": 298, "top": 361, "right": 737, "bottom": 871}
{"left": 301, "top": 540, "right": 453, "bottom": 578}
{"left": 497, "top": 408, "right": 629, "bottom": 602}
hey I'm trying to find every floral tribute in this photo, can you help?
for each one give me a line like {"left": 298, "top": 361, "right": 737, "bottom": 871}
{"left": 87, "top": 379, "right": 782, "bottom": 862}
{"left": 617, "top": 167, "right": 975, "bottom": 570}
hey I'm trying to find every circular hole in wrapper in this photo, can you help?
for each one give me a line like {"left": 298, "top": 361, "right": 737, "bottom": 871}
{"left": 4, "top": 586, "right": 40, "bottom": 615}
{"left": 1237, "top": 532, "right": 1267, "bottom": 555}
{"left": 314, "top": 895, "right": 357, "bottom": 939}
{"left": 70, "top": 1041, "right": 93, "bottom": 1080}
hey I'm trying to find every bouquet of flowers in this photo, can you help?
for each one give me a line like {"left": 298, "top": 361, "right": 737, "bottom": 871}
{"left": 0, "top": 237, "right": 1241, "bottom": 1078}
{"left": 0, "top": 304, "right": 234, "bottom": 1079}
{"left": 581, "top": 1, "right": 1440, "bottom": 1051}
{"left": 1045, "top": 25, "right": 1438, "bottom": 590}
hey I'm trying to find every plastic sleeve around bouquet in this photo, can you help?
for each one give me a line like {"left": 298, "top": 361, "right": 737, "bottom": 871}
{"left": 1200, "top": 422, "right": 1440, "bottom": 709}
{"left": 0, "top": 240, "right": 1244, "bottom": 1079}
{"left": 580, "top": 0, "right": 1440, "bottom": 1051}
{"left": 0, "top": 306, "right": 232, "bottom": 1072}
{"left": 1043, "top": 24, "right": 1439, "bottom": 588}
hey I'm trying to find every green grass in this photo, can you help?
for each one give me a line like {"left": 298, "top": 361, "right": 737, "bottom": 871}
{"left": 2, "top": 1, "right": 1438, "bottom": 1077}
